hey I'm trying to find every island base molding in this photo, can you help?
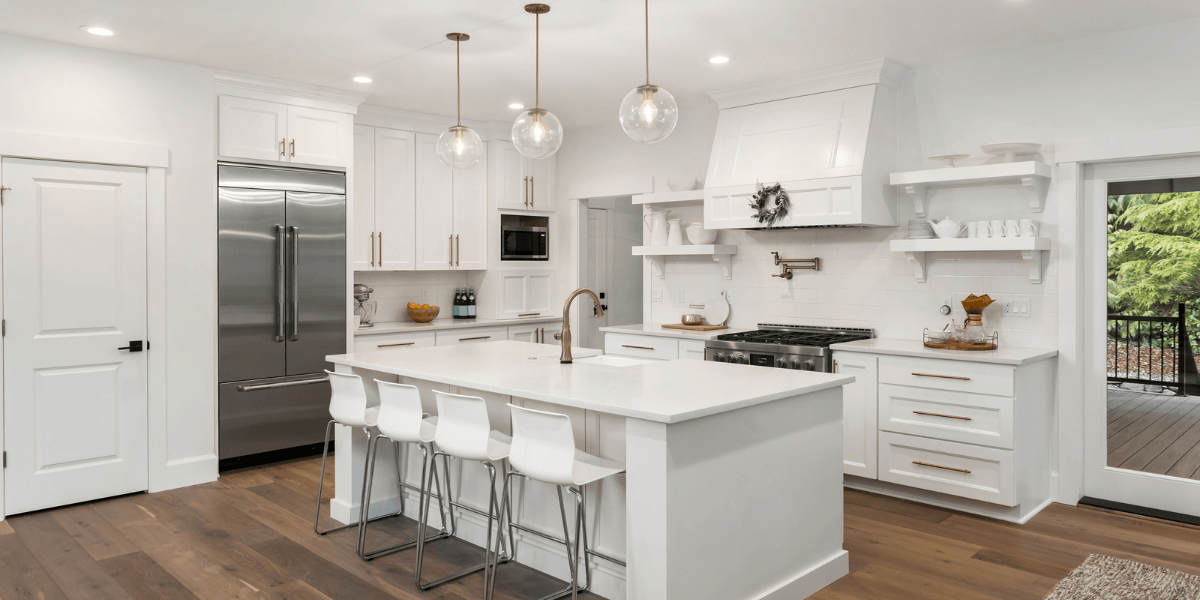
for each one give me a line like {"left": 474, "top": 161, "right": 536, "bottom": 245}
{"left": 843, "top": 475, "right": 1055, "bottom": 524}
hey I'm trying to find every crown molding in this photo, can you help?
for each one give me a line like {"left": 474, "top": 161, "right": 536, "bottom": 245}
{"left": 706, "top": 58, "right": 911, "bottom": 110}
{"left": 213, "top": 70, "right": 369, "bottom": 112}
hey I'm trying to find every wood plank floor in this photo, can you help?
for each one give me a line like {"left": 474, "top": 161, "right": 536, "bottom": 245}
{"left": 4, "top": 456, "right": 1200, "bottom": 600}
{"left": 1107, "top": 390, "right": 1200, "bottom": 480}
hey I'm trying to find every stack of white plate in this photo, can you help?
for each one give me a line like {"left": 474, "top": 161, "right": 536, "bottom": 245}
{"left": 907, "top": 220, "right": 935, "bottom": 239}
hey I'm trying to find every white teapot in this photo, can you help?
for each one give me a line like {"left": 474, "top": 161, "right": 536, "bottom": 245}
{"left": 928, "top": 217, "right": 966, "bottom": 239}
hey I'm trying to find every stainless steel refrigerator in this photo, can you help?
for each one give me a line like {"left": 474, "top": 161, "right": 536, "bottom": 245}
{"left": 218, "top": 164, "right": 346, "bottom": 464}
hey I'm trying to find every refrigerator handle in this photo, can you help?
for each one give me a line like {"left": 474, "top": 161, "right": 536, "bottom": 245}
{"left": 290, "top": 225, "right": 300, "bottom": 341}
{"left": 275, "top": 225, "right": 285, "bottom": 342}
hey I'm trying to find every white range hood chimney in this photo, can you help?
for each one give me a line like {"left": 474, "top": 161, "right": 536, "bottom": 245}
{"left": 703, "top": 58, "right": 909, "bottom": 229}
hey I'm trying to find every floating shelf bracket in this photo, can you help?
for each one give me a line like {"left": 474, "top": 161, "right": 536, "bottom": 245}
{"left": 905, "top": 252, "right": 929, "bottom": 283}
{"left": 1022, "top": 249, "right": 1046, "bottom": 284}
{"left": 1023, "top": 175, "right": 1050, "bottom": 213}
{"left": 902, "top": 184, "right": 928, "bottom": 218}
{"left": 646, "top": 255, "right": 733, "bottom": 279}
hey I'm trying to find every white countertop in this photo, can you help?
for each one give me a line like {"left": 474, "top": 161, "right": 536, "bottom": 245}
{"left": 356, "top": 316, "right": 562, "bottom": 336}
{"left": 829, "top": 338, "right": 1058, "bottom": 366}
{"left": 327, "top": 340, "right": 853, "bottom": 423}
{"left": 598, "top": 323, "right": 752, "bottom": 341}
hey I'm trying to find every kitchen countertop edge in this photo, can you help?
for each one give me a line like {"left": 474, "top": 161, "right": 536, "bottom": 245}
{"left": 598, "top": 323, "right": 752, "bottom": 341}
{"left": 829, "top": 338, "right": 1058, "bottom": 365}
{"left": 356, "top": 316, "right": 563, "bottom": 336}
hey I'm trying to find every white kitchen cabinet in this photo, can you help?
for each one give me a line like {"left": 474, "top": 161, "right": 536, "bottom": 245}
{"left": 497, "top": 269, "right": 556, "bottom": 320}
{"left": 833, "top": 352, "right": 878, "bottom": 479}
{"left": 218, "top": 96, "right": 351, "bottom": 167}
{"left": 353, "top": 330, "right": 436, "bottom": 353}
{"left": 679, "top": 339, "right": 707, "bottom": 360}
{"left": 435, "top": 326, "right": 509, "bottom": 346}
{"left": 604, "top": 333, "right": 677, "bottom": 361}
{"left": 354, "top": 126, "right": 416, "bottom": 270}
{"left": 490, "top": 140, "right": 555, "bottom": 213}
{"left": 508, "top": 321, "right": 562, "bottom": 345}
{"left": 416, "top": 133, "right": 488, "bottom": 270}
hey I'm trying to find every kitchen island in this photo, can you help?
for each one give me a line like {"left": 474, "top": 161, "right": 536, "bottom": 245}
{"left": 326, "top": 340, "right": 854, "bottom": 600}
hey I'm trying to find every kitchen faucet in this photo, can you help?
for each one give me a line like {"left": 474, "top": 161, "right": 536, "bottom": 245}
{"left": 553, "top": 288, "right": 605, "bottom": 364}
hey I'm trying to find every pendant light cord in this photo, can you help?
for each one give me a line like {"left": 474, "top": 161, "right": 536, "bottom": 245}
{"left": 535, "top": 13, "right": 540, "bottom": 109}
{"left": 456, "top": 38, "right": 462, "bottom": 126}
{"left": 645, "top": 0, "right": 650, "bottom": 85}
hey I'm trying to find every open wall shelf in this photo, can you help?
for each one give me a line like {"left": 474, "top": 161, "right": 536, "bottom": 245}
{"left": 634, "top": 244, "right": 737, "bottom": 279}
{"left": 631, "top": 189, "right": 705, "bottom": 205}
{"left": 890, "top": 237, "right": 1051, "bottom": 284}
{"left": 890, "top": 161, "right": 1051, "bottom": 217}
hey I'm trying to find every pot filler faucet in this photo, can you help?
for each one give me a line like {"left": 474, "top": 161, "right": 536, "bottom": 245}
{"left": 554, "top": 288, "right": 605, "bottom": 364}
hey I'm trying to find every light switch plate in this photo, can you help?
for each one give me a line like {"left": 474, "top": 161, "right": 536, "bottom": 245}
{"left": 652, "top": 288, "right": 663, "bottom": 302}
{"left": 1002, "top": 298, "right": 1031, "bottom": 318}
{"left": 676, "top": 290, "right": 685, "bottom": 302}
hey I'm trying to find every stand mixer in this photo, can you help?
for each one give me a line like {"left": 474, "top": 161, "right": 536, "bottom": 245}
{"left": 353, "top": 284, "right": 376, "bottom": 328}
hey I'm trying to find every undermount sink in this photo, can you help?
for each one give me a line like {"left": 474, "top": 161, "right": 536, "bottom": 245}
{"left": 574, "top": 355, "right": 656, "bottom": 367}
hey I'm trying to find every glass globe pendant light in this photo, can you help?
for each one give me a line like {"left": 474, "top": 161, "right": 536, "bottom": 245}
{"left": 618, "top": 0, "right": 677, "bottom": 143}
{"left": 436, "top": 33, "right": 484, "bottom": 169}
{"left": 511, "top": 4, "right": 563, "bottom": 159}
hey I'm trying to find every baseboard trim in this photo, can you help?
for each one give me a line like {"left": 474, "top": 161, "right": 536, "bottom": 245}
{"left": 1079, "top": 496, "right": 1200, "bottom": 527}
{"left": 752, "top": 550, "right": 849, "bottom": 600}
{"left": 162, "top": 454, "right": 219, "bottom": 492}
{"left": 844, "top": 476, "right": 1053, "bottom": 524}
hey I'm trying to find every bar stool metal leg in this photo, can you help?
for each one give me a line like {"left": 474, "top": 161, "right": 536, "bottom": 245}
{"left": 358, "top": 437, "right": 451, "bottom": 560}
{"left": 416, "top": 452, "right": 508, "bottom": 590}
{"left": 313, "top": 420, "right": 358, "bottom": 535}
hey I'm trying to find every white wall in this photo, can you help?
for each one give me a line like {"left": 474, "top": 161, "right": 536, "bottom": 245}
{"left": 556, "top": 17, "right": 1200, "bottom": 349}
{"left": 0, "top": 34, "right": 218, "bottom": 482}
{"left": 353, "top": 271, "right": 472, "bottom": 323}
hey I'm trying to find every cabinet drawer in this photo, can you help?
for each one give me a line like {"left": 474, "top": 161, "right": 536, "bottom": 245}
{"left": 878, "top": 431, "right": 1015, "bottom": 506}
{"left": 678, "top": 340, "right": 706, "bottom": 361}
{"left": 878, "top": 356, "right": 1014, "bottom": 397}
{"left": 354, "top": 331, "right": 436, "bottom": 353}
{"left": 604, "top": 333, "right": 678, "bottom": 360}
{"left": 436, "top": 326, "right": 509, "bottom": 346}
{"left": 878, "top": 384, "right": 1014, "bottom": 449}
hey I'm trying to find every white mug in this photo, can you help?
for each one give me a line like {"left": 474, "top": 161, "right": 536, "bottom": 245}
{"left": 966, "top": 222, "right": 979, "bottom": 238}
{"left": 1021, "top": 219, "right": 1040, "bottom": 237}
{"left": 989, "top": 220, "right": 1006, "bottom": 238}
{"left": 353, "top": 315, "right": 362, "bottom": 329}
{"left": 1005, "top": 219, "right": 1020, "bottom": 238}
{"left": 974, "top": 221, "right": 991, "bottom": 238}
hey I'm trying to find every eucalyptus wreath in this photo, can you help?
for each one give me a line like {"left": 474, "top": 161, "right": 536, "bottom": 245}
{"left": 749, "top": 182, "right": 790, "bottom": 226}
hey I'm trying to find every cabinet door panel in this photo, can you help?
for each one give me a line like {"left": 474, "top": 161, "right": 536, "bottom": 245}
{"left": 528, "top": 155, "right": 556, "bottom": 212}
{"left": 218, "top": 96, "right": 287, "bottom": 162}
{"left": 453, "top": 144, "right": 489, "bottom": 270}
{"left": 492, "top": 141, "right": 529, "bottom": 211}
{"left": 352, "top": 125, "right": 376, "bottom": 270}
{"left": 376, "top": 128, "right": 416, "bottom": 270}
{"left": 287, "top": 106, "right": 351, "bottom": 167}
{"left": 835, "top": 352, "right": 878, "bottom": 479}
{"left": 415, "top": 133, "right": 454, "bottom": 270}
{"left": 497, "top": 269, "right": 555, "bottom": 319}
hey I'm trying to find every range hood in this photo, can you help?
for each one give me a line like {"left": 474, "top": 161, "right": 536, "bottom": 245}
{"left": 703, "top": 59, "right": 909, "bottom": 229}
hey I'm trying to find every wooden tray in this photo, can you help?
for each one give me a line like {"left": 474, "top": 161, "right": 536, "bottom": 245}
{"left": 661, "top": 323, "right": 728, "bottom": 331}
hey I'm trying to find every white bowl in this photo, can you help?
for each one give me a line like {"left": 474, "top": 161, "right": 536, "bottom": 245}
{"left": 685, "top": 224, "right": 718, "bottom": 245}
{"left": 667, "top": 177, "right": 697, "bottom": 192}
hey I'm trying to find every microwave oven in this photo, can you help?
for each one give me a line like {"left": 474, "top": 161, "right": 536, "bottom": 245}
{"left": 501, "top": 224, "right": 549, "bottom": 261}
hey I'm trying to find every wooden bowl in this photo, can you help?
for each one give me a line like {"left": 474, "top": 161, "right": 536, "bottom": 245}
{"left": 407, "top": 306, "right": 440, "bottom": 323}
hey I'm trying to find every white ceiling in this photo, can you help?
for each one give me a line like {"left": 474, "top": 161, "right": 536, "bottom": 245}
{"left": 4, "top": 0, "right": 1200, "bottom": 127}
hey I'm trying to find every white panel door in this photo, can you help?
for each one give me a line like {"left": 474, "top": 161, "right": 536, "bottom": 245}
{"left": 286, "top": 106, "right": 351, "bottom": 167}
{"left": 375, "top": 128, "right": 416, "bottom": 270}
{"left": 415, "top": 133, "right": 454, "bottom": 270}
{"left": 218, "top": 96, "right": 288, "bottom": 162}
{"left": 452, "top": 144, "right": 489, "bottom": 270}
{"left": 834, "top": 352, "right": 878, "bottom": 479}
{"left": 352, "top": 125, "right": 376, "bottom": 270}
{"left": 2, "top": 158, "right": 148, "bottom": 515}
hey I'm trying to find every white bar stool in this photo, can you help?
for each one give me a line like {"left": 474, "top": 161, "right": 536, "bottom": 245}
{"left": 415, "top": 390, "right": 513, "bottom": 592}
{"left": 485, "top": 404, "right": 626, "bottom": 600}
{"left": 314, "top": 370, "right": 384, "bottom": 536}
{"left": 357, "top": 380, "right": 452, "bottom": 560}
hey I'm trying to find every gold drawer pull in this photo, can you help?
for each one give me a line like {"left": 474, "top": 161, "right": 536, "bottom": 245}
{"left": 378, "top": 342, "right": 415, "bottom": 347}
{"left": 460, "top": 336, "right": 491, "bottom": 341}
{"left": 913, "top": 461, "right": 971, "bottom": 474}
{"left": 519, "top": 313, "right": 541, "bottom": 317}
{"left": 622, "top": 344, "right": 655, "bottom": 350}
{"left": 912, "top": 410, "right": 972, "bottom": 421}
{"left": 912, "top": 372, "right": 971, "bottom": 381}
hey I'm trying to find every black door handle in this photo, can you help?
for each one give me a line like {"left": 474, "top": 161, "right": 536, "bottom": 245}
{"left": 118, "top": 341, "right": 145, "bottom": 352}
{"left": 601, "top": 305, "right": 608, "bottom": 311}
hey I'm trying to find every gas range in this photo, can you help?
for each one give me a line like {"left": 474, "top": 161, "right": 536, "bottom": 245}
{"left": 704, "top": 324, "right": 874, "bottom": 371}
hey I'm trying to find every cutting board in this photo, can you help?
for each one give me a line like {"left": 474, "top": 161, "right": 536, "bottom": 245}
{"left": 661, "top": 323, "right": 729, "bottom": 331}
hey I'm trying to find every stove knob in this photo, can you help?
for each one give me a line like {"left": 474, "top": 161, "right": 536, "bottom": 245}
{"left": 713, "top": 352, "right": 724, "bottom": 362}
{"left": 802, "top": 360, "right": 816, "bottom": 371}
{"left": 740, "top": 355, "right": 750, "bottom": 364}
{"left": 789, "top": 358, "right": 801, "bottom": 369}
{"left": 776, "top": 357, "right": 787, "bottom": 368}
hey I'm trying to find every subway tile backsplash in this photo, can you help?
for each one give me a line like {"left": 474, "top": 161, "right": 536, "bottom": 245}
{"left": 354, "top": 271, "right": 472, "bottom": 323}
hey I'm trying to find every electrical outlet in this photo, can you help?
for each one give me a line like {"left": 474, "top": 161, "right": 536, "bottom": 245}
{"left": 421, "top": 288, "right": 430, "bottom": 302}
{"left": 652, "top": 288, "right": 663, "bottom": 302}
{"left": 676, "top": 290, "right": 685, "bottom": 302}
{"left": 1003, "top": 300, "right": 1031, "bottom": 318}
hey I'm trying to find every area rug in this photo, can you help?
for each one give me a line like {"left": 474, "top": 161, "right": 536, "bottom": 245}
{"left": 1045, "top": 555, "right": 1200, "bottom": 599}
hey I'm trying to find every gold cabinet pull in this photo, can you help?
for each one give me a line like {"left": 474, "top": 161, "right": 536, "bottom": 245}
{"left": 370, "top": 232, "right": 375, "bottom": 267}
{"left": 518, "top": 313, "right": 541, "bottom": 317}
{"left": 449, "top": 234, "right": 454, "bottom": 266}
{"left": 912, "top": 372, "right": 971, "bottom": 381}
{"left": 912, "top": 410, "right": 972, "bottom": 421}
{"left": 378, "top": 342, "right": 415, "bottom": 347}
{"left": 280, "top": 138, "right": 286, "bottom": 157}
{"left": 524, "top": 176, "right": 529, "bottom": 207}
{"left": 459, "top": 335, "right": 491, "bottom": 341}
{"left": 913, "top": 461, "right": 971, "bottom": 474}
{"left": 622, "top": 344, "right": 654, "bottom": 350}
{"left": 529, "top": 176, "right": 534, "bottom": 207}
{"left": 378, "top": 231, "right": 383, "bottom": 265}
{"left": 290, "top": 139, "right": 295, "bottom": 157}
{"left": 456, "top": 234, "right": 460, "bottom": 266}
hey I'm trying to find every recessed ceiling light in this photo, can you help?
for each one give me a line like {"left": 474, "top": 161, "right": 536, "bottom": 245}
{"left": 508, "top": 103, "right": 525, "bottom": 109}
{"left": 353, "top": 76, "right": 372, "bottom": 83}
{"left": 82, "top": 26, "right": 114, "bottom": 36}
{"left": 709, "top": 56, "right": 729, "bottom": 64}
